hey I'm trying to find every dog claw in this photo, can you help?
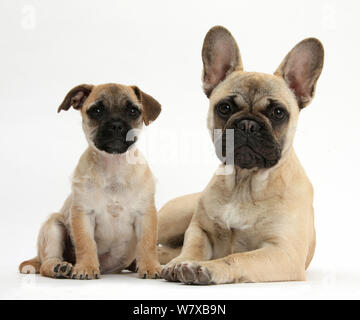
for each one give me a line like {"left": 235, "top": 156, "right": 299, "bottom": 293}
{"left": 70, "top": 265, "right": 101, "bottom": 280}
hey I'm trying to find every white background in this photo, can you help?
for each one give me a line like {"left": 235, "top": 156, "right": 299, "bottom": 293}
{"left": 1, "top": 0, "right": 360, "bottom": 299}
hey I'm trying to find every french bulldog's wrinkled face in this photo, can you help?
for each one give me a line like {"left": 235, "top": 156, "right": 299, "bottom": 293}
{"left": 210, "top": 72, "right": 296, "bottom": 169}
{"left": 202, "top": 26, "right": 324, "bottom": 170}
{"left": 57, "top": 83, "right": 161, "bottom": 155}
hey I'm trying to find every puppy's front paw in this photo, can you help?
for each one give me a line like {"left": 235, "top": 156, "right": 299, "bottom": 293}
{"left": 176, "top": 262, "right": 214, "bottom": 285}
{"left": 137, "top": 262, "right": 161, "bottom": 279}
{"left": 71, "top": 263, "right": 101, "bottom": 280}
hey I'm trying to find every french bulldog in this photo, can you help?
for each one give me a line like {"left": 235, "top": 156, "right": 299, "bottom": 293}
{"left": 159, "top": 26, "right": 324, "bottom": 284}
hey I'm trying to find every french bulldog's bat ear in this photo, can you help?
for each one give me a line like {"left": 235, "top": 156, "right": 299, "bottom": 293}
{"left": 275, "top": 38, "right": 324, "bottom": 109}
{"left": 202, "top": 26, "right": 243, "bottom": 97}
{"left": 57, "top": 84, "right": 94, "bottom": 113}
{"left": 131, "top": 86, "right": 161, "bottom": 126}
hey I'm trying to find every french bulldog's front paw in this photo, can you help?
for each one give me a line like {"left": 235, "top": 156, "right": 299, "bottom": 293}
{"left": 176, "top": 262, "right": 214, "bottom": 285}
{"left": 70, "top": 264, "right": 101, "bottom": 280}
{"left": 161, "top": 261, "right": 183, "bottom": 282}
{"left": 137, "top": 262, "right": 161, "bottom": 279}
{"left": 53, "top": 261, "right": 73, "bottom": 279}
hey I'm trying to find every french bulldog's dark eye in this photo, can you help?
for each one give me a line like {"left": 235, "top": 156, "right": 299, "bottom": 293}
{"left": 127, "top": 106, "right": 140, "bottom": 119}
{"left": 87, "top": 105, "right": 105, "bottom": 120}
{"left": 216, "top": 103, "right": 233, "bottom": 117}
{"left": 271, "top": 107, "right": 286, "bottom": 121}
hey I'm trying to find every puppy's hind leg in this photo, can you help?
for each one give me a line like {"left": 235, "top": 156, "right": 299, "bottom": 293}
{"left": 19, "top": 257, "right": 40, "bottom": 274}
{"left": 37, "top": 213, "right": 73, "bottom": 279}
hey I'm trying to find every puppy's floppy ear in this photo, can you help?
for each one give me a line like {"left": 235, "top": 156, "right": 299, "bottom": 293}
{"left": 202, "top": 26, "right": 243, "bottom": 97}
{"left": 57, "top": 84, "right": 94, "bottom": 113}
{"left": 131, "top": 86, "right": 161, "bottom": 125}
{"left": 275, "top": 38, "right": 324, "bottom": 109}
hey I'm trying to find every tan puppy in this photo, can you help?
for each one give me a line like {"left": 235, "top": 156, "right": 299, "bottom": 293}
{"left": 159, "top": 26, "right": 324, "bottom": 284}
{"left": 19, "top": 83, "right": 162, "bottom": 279}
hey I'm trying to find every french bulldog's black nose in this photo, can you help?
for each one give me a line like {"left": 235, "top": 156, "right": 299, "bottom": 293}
{"left": 236, "top": 119, "right": 260, "bottom": 134}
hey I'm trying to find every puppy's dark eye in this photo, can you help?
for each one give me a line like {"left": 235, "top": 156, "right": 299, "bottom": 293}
{"left": 127, "top": 106, "right": 140, "bottom": 119}
{"left": 271, "top": 107, "right": 286, "bottom": 121}
{"left": 87, "top": 104, "right": 104, "bottom": 120}
{"left": 216, "top": 103, "right": 233, "bottom": 117}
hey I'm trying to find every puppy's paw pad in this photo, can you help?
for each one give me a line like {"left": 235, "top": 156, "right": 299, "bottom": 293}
{"left": 53, "top": 261, "right": 73, "bottom": 279}
{"left": 53, "top": 264, "right": 60, "bottom": 273}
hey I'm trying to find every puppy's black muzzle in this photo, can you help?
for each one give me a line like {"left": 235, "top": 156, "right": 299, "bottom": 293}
{"left": 94, "top": 119, "right": 136, "bottom": 154}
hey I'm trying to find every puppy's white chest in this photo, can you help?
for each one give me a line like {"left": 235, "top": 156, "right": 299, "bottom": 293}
{"left": 103, "top": 180, "right": 127, "bottom": 217}
{"left": 85, "top": 176, "right": 144, "bottom": 255}
{"left": 106, "top": 201, "right": 123, "bottom": 218}
{"left": 94, "top": 203, "right": 135, "bottom": 257}
{"left": 103, "top": 178, "right": 145, "bottom": 216}
{"left": 105, "top": 180, "right": 124, "bottom": 196}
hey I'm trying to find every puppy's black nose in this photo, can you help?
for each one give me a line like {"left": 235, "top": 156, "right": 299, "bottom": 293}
{"left": 109, "top": 121, "right": 123, "bottom": 133}
{"left": 236, "top": 119, "right": 260, "bottom": 134}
